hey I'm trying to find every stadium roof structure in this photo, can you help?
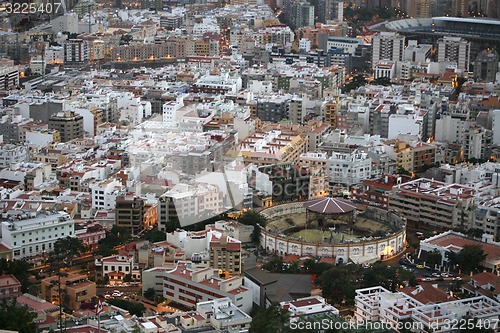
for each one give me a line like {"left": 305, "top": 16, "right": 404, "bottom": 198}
{"left": 303, "top": 197, "right": 357, "bottom": 214}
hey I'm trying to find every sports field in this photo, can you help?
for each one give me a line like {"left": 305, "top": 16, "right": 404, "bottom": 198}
{"left": 290, "top": 229, "right": 358, "bottom": 243}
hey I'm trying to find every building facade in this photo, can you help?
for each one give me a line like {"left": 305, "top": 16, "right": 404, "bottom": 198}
{"left": 0, "top": 212, "right": 75, "bottom": 259}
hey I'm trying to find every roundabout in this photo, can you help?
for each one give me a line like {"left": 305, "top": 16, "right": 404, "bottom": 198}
{"left": 259, "top": 198, "right": 407, "bottom": 264}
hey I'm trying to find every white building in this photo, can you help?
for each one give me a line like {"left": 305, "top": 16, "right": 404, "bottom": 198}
{"left": 371, "top": 32, "right": 405, "bottom": 70}
{"left": 299, "top": 38, "right": 311, "bottom": 52}
{"left": 492, "top": 109, "right": 500, "bottom": 145}
{"left": 94, "top": 254, "right": 137, "bottom": 284}
{"left": 280, "top": 296, "right": 339, "bottom": 323}
{"left": 373, "top": 61, "right": 395, "bottom": 79}
{"left": 63, "top": 39, "right": 89, "bottom": 64}
{"left": 119, "top": 98, "right": 152, "bottom": 125}
{"left": 159, "top": 183, "right": 224, "bottom": 228}
{"left": 387, "top": 114, "right": 422, "bottom": 139}
{"left": 355, "top": 286, "right": 500, "bottom": 332}
{"left": 89, "top": 178, "right": 124, "bottom": 210}
{"left": 327, "top": 150, "right": 372, "bottom": 188}
{"left": 404, "top": 40, "right": 432, "bottom": 62}
{"left": 437, "top": 36, "right": 471, "bottom": 72}
{"left": 0, "top": 144, "right": 28, "bottom": 168}
{"left": 192, "top": 18, "right": 220, "bottom": 35}
{"left": 326, "top": 37, "right": 362, "bottom": 55}
{"left": 196, "top": 298, "right": 252, "bottom": 333}
{"left": 0, "top": 212, "right": 75, "bottom": 259}
{"left": 45, "top": 46, "right": 64, "bottom": 65}
{"left": 163, "top": 261, "right": 252, "bottom": 313}
{"left": 192, "top": 72, "right": 243, "bottom": 94}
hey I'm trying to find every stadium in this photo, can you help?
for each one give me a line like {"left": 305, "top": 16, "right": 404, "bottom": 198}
{"left": 258, "top": 198, "right": 407, "bottom": 265}
{"left": 384, "top": 16, "right": 500, "bottom": 60}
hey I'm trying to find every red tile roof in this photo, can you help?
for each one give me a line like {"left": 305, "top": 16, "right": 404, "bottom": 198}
{"left": 471, "top": 272, "right": 499, "bottom": 286}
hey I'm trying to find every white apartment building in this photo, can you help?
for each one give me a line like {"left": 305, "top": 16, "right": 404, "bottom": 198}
{"left": 192, "top": 18, "right": 220, "bottom": 35}
{"left": 159, "top": 183, "right": 224, "bottom": 228}
{"left": 326, "top": 37, "right": 363, "bottom": 55}
{"left": 196, "top": 298, "right": 252, "bottom": 333}
{"left": 63, "top": 39, "right": 89, "bottom": 64}
{"left": 0, "top": 144, "right": 28, "bottom": 169}
{"left": 373, "top": 61, "right": 395, "bottom": 79}
{"left": 89, "top": 178, "right": 124, "bottom": 211}
{"left": 437, "top": 36, "right": 471, "bottom": 72}
{"left": 327, "top": 150, "right": 372, "bottom": 188}
{"left": 355, "top": 286, "right": 500, "bottom": 332}
{"left": 371, "top": 32, "right": 405, "bottom": 70}
{"left": 0, "top": 212, "right": 75, "bottom": 259}
{"left": 94, "top": 255, "right": 138, "bottom": 283}
{"left": 492, "top": 109, "right": 500, "bottom": 145}
{"left": 281, "top": 296, "right": 339, "bottom": 322}
{"left": 163, "top": 261, "right": 252, "bottom": 313}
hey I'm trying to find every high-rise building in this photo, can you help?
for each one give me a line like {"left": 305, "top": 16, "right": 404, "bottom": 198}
{"left": 115, "top": 195, "right": 145, "bottom": 235}
{"left": 63, "top": 39, "right": 89, "bottom": 65}
{"left": 437, "top": 36, "right": 471, "bottom": 71}
{"left": 371, "top": 32, "right": 405, "bottom": 69}
{"left": 209, "top": 235, "right": 242, "bottom": 275}
{"left": 473, "top": 49, "right": 499, "bottom": 82}
{"left": 313, "top": 0, "right": 343, "bottom": 23}
{"left": 408, "top": 0, "right": 430, "bottom": 17}
{"left": 429, "top": 0, "right": 452, "bottom": 16}
{"left": 48, "top": 111, "right": 84, "bottom": 142}
{"left": 452, "top": 0, "right": 469, "bottom": 16}
{"left": 283, "top": 0, "right": 315, "bottom": 30}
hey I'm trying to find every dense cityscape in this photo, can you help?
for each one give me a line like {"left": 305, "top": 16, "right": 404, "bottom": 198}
{"left": 0, "top": 0, "right": 500, "bottom": 332}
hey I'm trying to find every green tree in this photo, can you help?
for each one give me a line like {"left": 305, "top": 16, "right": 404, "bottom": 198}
{"left": 238, "top": 210, "right": 267, "bottom": 244}
{"left": 144, "top": 287, "right": 156, "bottom": 301}
{"left": 362, "top": 263, "right": 401, "bottom": 291}
{"left": 372, "top": 77, "right": 392, "bottom": 86}
{"left": 106, "top": 299, "right": 146, "bottom": 316}
{"left": 0, "top": 299, "right": 37, "bottom": 333}
{"left": 142, "top": 229, "right": 166, "bottom": 243}
{"left": 53, "top": 236, "right": 87, "bottom": 265}
{"left": 123, "top": 274, "right": 132, "bottom": 282}
{"left": 119, "top": 34, "right": 133, "bottom": 45}
{"left": 249, "top": 305, "right": 292, "bottom": 333}
{"left": 316, "top": 264, "right": 362, "bottom": 306}
{"left": 455, "top": 245, "right": 487, "bottom": 274}
{"left": 425, "top": 250, "right": 442, "bottom": 270}
{"left": 251, "top": 224, "right": 261, "bottom": 243}
{"left": 0, "top": 258, "right": 31, "bottom": 292}
{"left": 238, "top": 210, "right": 267, "bottom": 227}
{"left": 466, "top": 228, "right": 484, "bottom": 239}
{"left": 262, "top": 255, "right": 284, "bottom": 272}
{"left": 99, "top": 225, "right": 131, "bottom": 249}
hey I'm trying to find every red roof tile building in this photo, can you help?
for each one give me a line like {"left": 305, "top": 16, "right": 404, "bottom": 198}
{"left": 0, "top": 274, "right": 21, "bottom": 299}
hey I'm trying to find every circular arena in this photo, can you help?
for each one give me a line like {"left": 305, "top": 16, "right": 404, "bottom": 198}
{"left": 259, "top": 198, "right": 407, "bottom": 264}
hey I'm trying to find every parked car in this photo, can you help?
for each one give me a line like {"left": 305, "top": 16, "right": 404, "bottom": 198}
{"left": 453, "top": 277, "right": 462, "bottom": 281}
{"left": 432, "top": 273, "right": 441, "bottom": 278}
{"left": 441, "top": 273, "right": 450, "bottom": 278}
{"left": 416, "top": 264, "right": 425, "bottom": 269}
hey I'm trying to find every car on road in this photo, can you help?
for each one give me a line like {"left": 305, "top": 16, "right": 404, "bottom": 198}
{"left": 416, "top": 264, "right": 424, "bottom": 269}
{"left": 441, "top": 273, "right": 450, "bottom": 278}
{"left": 453, "top": 277, "right": 462, "bottom": 281}
{"left": 432, "top": 273, "right": 441, "bottom": 278}
{"left": 422, "top": 277, "right": 433, "bottom": 282}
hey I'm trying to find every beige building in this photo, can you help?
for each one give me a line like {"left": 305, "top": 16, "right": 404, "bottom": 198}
{"left": 41, "top": 273, "right": 96, "bottom": 311}
{"left": 49, "top": 111, "right": 84, "bottom": 142}
{"left": 388, "top": 178, "right": 475, "bottom": 230}
{"left": 239, "top": 129, "right": 307, "bottom": 166}
{"left": 209, "top": 235, "right": 242, "bottom": 276}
